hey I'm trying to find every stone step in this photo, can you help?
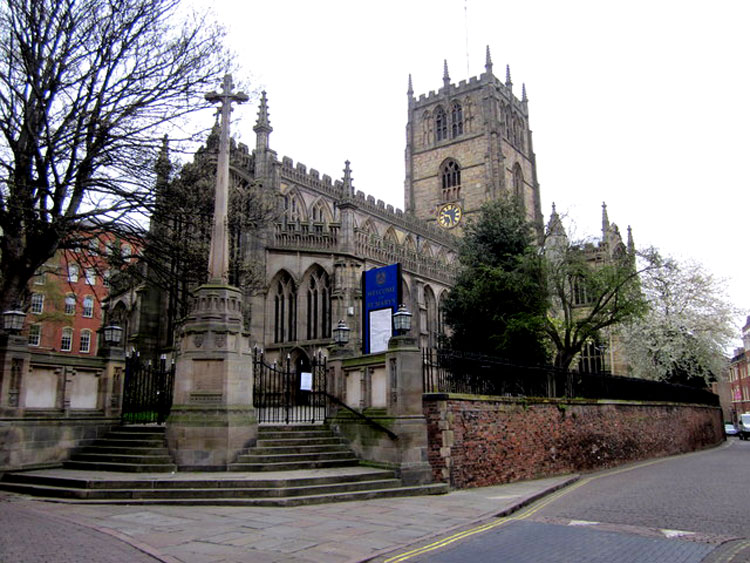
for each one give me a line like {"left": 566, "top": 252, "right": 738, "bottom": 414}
{"left": 114, "top": 425, "right": 166, "bottom": 433}
{"left": 78, "top": 446, "right": 171, "bottom": 456}
{"left": 0, "top": 479, "right": 448, "bottom": 506}
{"left": 258, "top": 424, "right": 325, "bottom": 431}
{"left": 234, "top": 451, "right": 355, "bottom": 464}
{"left": 250, "top": 444, "right": 351, "bottom": 455}
{"left": 69, "top": 453, "right": 175, "bottom": 465}
{"left": 227, "top": 458, "right": 360, "bottom": 471}
{"left": 0, "top": 478, "right": 405, "bottom": 501}
{"left": 63, "top": 424, "right": 177, "bottom": 473}
{"left": 1, "top": 468, "right": 398, "bottom": 491}
{"left": 255, "top": 437, "right": 345, "bottom": 447}
{"left": 257, "top": 430, "right": 336, "bottom": 440}
{"left": 86, "top": 438, "right": 168, "bottom": 448}
{"left": 62, "top": 461, "right": 177, "bottom": 473}
{"left": 106, "top": 429, "right": 166, "bottom": 439}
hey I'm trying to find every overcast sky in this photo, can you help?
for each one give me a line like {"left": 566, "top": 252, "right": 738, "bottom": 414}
{"left": 190, "top": 0, "right": 750, "bottom": 344}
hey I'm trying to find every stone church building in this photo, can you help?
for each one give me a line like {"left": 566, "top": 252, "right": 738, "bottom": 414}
{"left": 109, "top": 48, "right": 627, "bottom": 373}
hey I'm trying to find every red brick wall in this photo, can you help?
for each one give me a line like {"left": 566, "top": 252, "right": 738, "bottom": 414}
{"left": 424, "top": 395, "right": 723, "bottom": 488}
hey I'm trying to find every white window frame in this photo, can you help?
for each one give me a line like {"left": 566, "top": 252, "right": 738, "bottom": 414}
{"left": 79, "top": 330, "right": 91, "bottom": 354}
{"left": 82, "top": 296, "right": 94, "bottom": 318}
{"left": 64, "top": 294, "right": 76, "bottom": 315}
{"left": 30, "top": 293, "right": 44, "bottom": 314}
{"left": 61, "top": 328, "right": 73, "bottom": 352}
{"left": 68, "top": 264, "right": 79, "bottom": 283}
{"left": 85, "top": 268, "right": 96, "bottom": 286}
{"left": 28, "top": 324, "right": 41, "bottom": 346}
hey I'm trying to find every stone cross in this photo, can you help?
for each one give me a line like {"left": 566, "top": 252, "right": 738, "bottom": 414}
{"left": 205, "top": 74, "right": 248, "bottom": 284}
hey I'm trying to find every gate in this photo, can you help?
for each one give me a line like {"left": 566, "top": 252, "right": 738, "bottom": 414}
{"left": 253, "top": 349, "right": 328, "bottom": 424}
{"left": 121, "top": 356, "right": 175, "bottom": 424}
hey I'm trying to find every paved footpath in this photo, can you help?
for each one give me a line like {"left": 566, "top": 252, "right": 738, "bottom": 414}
{"left": 0, "top": 474, "right": 576, "bottom": 563}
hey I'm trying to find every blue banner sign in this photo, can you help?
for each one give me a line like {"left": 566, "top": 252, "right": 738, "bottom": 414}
{"left": 362, "top": 263, "right": 401, "bottom": 354}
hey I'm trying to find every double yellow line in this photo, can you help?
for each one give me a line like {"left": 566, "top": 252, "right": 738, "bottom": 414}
{"left": 383, "top": 456, "right": 673, "bottom": 563}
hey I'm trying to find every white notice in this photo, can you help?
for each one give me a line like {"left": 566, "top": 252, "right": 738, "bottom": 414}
{"left": 369, "top": 308, "right": 392, "bottom": 354}
{"left": 300, "top": 372, "right": 313, "bottom": 391}
{"left": 299, "top": 371, "right": 312, "bottom": 391}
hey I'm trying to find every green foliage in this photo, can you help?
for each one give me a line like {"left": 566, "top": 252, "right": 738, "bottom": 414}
{"left": 543, "top": 238, "right": 654, "bottom": 371}
{"left": 443, "top": 198, "right": 549, "bottom": 364}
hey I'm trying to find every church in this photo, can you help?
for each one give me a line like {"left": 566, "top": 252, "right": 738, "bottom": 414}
{"left": 108, "top": 47, "right": 627, "bottom": 373}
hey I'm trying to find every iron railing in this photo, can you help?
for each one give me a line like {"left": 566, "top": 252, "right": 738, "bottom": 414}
{"left": 422, "top": 348, "right": 719, "bottom": 406}
{"left": 253, "top": 349, "right": 328, "bottom": 424}
{"left": 121, "top": 356, "right": 175, "bottom": 424}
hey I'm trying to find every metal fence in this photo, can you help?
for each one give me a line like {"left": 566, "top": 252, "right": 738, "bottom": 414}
{"left": 422, "top": 348, "right": 719, "bottom": 406}
{"left": 121, "top": 356, "right": 175, "bottom": 424}
{"left": 253, "top": 349, "right": 328, "bottom": 424}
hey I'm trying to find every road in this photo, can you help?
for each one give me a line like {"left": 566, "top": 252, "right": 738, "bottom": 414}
{"left": 0, "top": 495, "right": 161, "bottom": 563}
{"left": 386, "top": 438, "right": 750, "bottom": 563}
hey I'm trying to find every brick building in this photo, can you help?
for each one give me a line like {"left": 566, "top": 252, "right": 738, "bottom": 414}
{"left": 25, "top": 234, "right": 134, "bottom": 357}
{"left": 728, "top": 316, "right": 750, "bottom": 420}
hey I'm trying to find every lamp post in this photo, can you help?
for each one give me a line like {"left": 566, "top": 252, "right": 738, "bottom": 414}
{"left": 392, "top": 304, "right": 412, "bottom": 336}
{"left": 3, "top": 310, "right": 26, "bottom": 334}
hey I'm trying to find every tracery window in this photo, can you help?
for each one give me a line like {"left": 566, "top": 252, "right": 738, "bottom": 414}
{"left": 305, "top": 269, "right": 331, "bottom": 340}
{"left": 572, "top": 276, "right": 590, "bottom": 306}
{"left": 435, "top": 106, "right": 447, "bottom": 142}
{"left": 283, "top": 193, "right": 303, "bottom": 223}
{"left": 273, "top": 274, "right": 297, "bottom": 343}
{"left": 512, "top": 163, "right": 524, "bottom": 208}
{"left": 578, "top": 340, "right": 605, "bottom": 374}
{"left": 441, "top": 160, "right": 461, "bottom": 201}
{"left": 451, "top": 102, "right": 463, "bottom": 138}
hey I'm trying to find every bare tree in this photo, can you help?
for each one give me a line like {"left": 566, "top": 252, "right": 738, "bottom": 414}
{"left": 0, "top": 0, "right": 231, "bottom": 313}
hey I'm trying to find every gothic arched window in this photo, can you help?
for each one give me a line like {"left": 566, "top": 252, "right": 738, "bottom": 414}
{"left": 435, "top": 106, "right": 447, "bottom": 142}
{"left": 305, "top": 268, "right": 331, "bottom": 340}
{"left": 273, "top": 273, "right": 297, "bottom": 343}
{"left": 441, "top": 160, "right": 461, "bottom": 201}
{"left": 451, "top": 102, "right": 463, "bottom": 138}
{"left": 512, "top": 163, "right": 524, "bottom": 208}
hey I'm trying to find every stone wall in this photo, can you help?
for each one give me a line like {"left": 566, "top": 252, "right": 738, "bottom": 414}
{"left": 0, "top": 417, "right": 117, "bottom": 471}
{"left": 424, "top": 394, "right": 723, "bottom": 489}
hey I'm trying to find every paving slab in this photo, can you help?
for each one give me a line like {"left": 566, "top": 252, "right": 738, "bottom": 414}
{"left": 0, "top": 473, "right": 578, "bottom": 562}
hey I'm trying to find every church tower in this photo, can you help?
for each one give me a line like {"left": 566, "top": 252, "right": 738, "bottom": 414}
{"left": 404, "top": 47, "right": 543, "bottom": 233}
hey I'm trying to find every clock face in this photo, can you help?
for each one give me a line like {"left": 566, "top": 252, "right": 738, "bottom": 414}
{"left": 437, "top": 203, "right": 463, "bottom": 229}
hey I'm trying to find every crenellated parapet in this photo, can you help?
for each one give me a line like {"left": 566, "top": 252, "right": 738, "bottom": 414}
{"left": 411, "top": 67, "right": 526, "bottom": 117}
{"left": 275, "top": 154, "right": 459, "bottom": 250}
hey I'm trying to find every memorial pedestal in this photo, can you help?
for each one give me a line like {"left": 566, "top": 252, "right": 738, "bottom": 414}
{"left": 166, "top": 284, "right": 256, "bottom": 470}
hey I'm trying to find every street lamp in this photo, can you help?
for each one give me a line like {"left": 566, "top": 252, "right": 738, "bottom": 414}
{"left": 103, "top": 325, "right": 123, "bottom": 346}
{"left": 3, "top": 310, "right": 26, "bottom": 334}
{"left": 333, "top": 320, "right": 351, "bottom": 346}
{"left": 392, "top": 304, "right": 412, "bottom": 336}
